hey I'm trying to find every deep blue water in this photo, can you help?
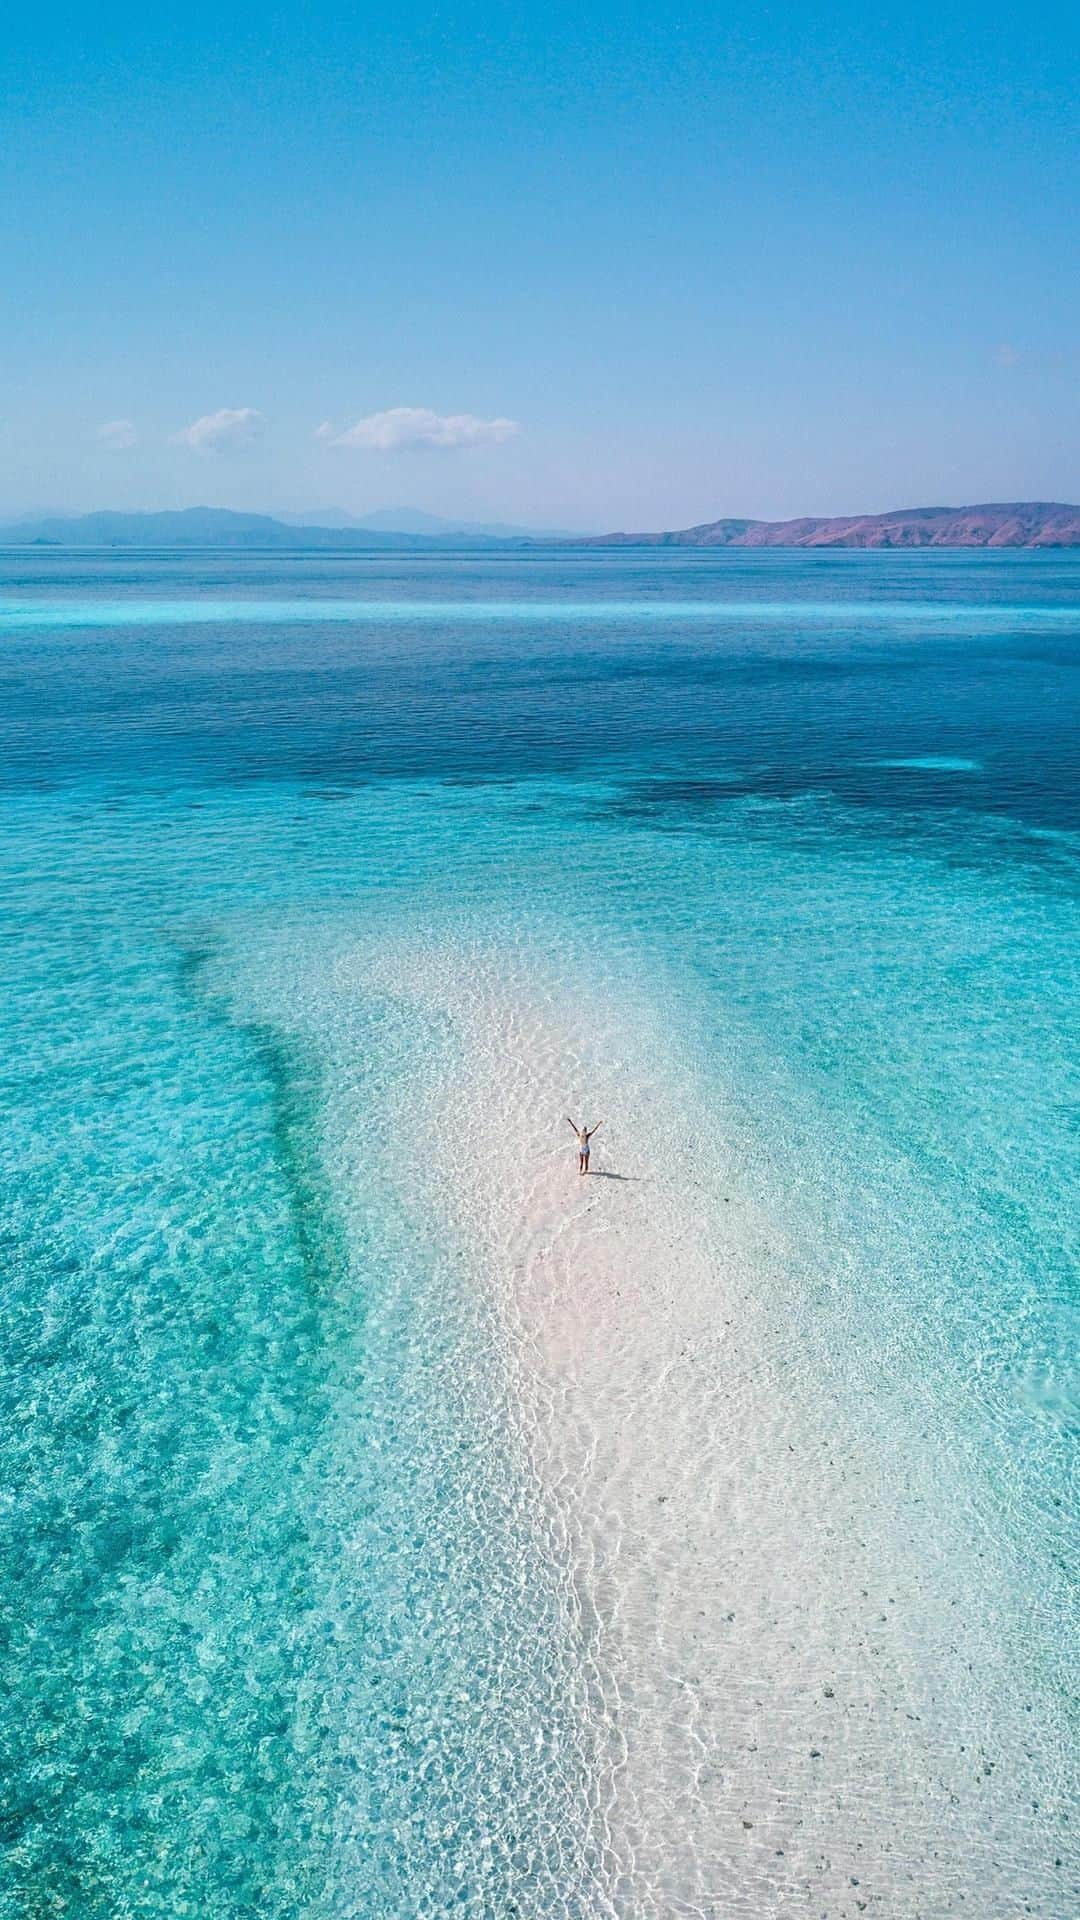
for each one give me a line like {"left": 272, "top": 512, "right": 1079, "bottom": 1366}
{"left": 1, "top": 550, "right": 1077, "bottom": 826}
{"left": 1, "top": 549, "right": 1077, "bottom": 1917}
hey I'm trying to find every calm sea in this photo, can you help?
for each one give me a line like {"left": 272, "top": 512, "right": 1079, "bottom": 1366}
{"left": 1, "top": 548, "right": 1077, "bottom": 1916}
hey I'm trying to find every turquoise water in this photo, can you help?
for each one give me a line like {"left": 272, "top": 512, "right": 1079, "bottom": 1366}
{"left": 1, "top": 550, "right": 1077, "bottom": 1916}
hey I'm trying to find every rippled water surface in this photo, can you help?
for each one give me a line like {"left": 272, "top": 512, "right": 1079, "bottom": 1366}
{"left": 1, "top": 549, "right": 1077, "bottom": 1916}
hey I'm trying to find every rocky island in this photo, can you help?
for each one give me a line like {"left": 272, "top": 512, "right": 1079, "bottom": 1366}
{"left": 587, "top": 501, "right": 1080, "bottom": 548}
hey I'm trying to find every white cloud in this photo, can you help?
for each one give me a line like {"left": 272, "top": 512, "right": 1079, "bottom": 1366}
{"left": 98, "top": 418, "right": 138, "bottom": 451}
{"left": 992, "top": 342, "right": 1072, "bottom": 373}
{"left": 320, "top": 407, "right": 520, "bottom": 452}
{"left": 172, "top": 407, "right": 266, "bottom": 453}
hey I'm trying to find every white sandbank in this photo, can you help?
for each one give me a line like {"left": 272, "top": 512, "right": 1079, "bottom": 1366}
{"left": 324, "top": 930, "right": 1071, "bottom": 1920}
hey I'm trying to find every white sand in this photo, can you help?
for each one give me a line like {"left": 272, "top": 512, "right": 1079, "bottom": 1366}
{"left": 219, "top": 906, "right": 1075, "bottom": 1918}
{"left": 316, "top": 928, "right": 1071, "bottom": 1920}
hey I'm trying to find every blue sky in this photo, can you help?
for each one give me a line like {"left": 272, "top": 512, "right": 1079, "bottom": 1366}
{"left": 2, "top": 1, "right": 1077, "bottom": 528}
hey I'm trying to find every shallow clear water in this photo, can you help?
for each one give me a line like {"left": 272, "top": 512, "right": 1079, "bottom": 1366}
{"left": 1, "top": 549, "right": 1077, "bottom": 1916}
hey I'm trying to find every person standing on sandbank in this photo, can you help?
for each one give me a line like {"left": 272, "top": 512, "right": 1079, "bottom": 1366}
{"left": 566, "top": 1115, "right": 603, "bottom": 1174}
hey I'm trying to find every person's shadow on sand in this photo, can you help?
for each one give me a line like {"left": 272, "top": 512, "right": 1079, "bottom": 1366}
{"left": 586, "top": 1169, "right": 636, "bottom": 1181}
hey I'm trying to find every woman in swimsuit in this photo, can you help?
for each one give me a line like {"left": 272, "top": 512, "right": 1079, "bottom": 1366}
{"left": 565, "top": 1116, "right": 603, "bottom": 1174}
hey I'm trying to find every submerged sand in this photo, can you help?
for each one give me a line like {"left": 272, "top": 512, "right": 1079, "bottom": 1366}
{"left": 308, "top": 927, "right": 1071, "bottom": 1920}
{"left": 218, "top": 905, "right": 1076, "bottom": 1917}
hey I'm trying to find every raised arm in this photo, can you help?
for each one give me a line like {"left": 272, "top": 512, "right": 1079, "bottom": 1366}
{"left": 565, "top": 1116, "right": 580, "bottom": 1133}
{"left": 586, "top": 1120, "right": 604, "bottom": 1139}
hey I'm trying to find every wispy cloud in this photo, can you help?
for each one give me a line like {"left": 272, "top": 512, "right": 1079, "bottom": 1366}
{"left": 97, "top": 418, "right": 138, "bottom": 451}
{"left": 993, "top": 341, "right": 1072, "bottom": 372}
{"left": 318, "top": 407, "right": 520, "bottom": 452}
{"left": 172, "top": 407, "right": 266, "bottom": 453}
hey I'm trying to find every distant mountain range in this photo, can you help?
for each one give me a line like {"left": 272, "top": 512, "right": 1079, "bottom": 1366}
{"left": 280, "top": 506, "right": 577, "bottom": 539}
{"left": 0, "top": 506, "right": 540, "bottom": 550}
{"left": 585, "top": 502, "right": 1080, "bottom": 548}
{"left": 1, "top": 501, "right": 1077, "bottom": 550}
